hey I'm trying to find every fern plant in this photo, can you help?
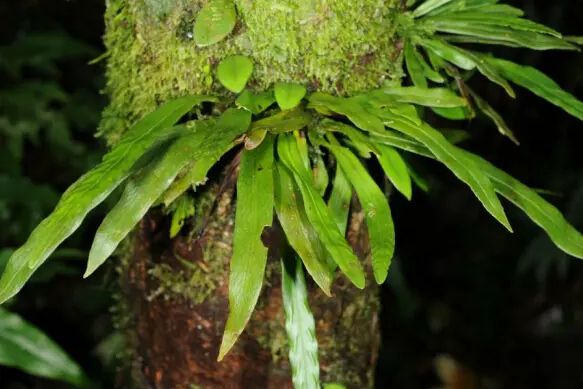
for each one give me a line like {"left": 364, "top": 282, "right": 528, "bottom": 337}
{"left": 1, "top": 0, "right": 583, "bottom": 387}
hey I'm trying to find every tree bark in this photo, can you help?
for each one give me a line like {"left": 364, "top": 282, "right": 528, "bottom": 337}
{"left": 102, "top": 1, "right": 403, "bottom": 388}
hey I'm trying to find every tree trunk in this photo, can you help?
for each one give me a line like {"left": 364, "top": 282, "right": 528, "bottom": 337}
{"left": 102, "top": 1, "right": 403, "bottom": 388}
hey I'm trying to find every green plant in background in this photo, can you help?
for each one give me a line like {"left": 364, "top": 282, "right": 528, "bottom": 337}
{"left": 0, "top": 30, "right": 103, "bottom": 386}
{"left": 1, "top": 0, "right": 582, "bottom": 387}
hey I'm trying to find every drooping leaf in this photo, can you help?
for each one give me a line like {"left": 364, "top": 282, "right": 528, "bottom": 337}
{"left": 0, "top": 307, "right": 87, "bottom": 386}
{"left": 488, "top": 57, "right": 583, "bottom": 121}
{"left": 325, "top": 143, "right": 395, "bottom": 284}
{"left": 375, "top": 144, "right": 413, "bottom": 200}
{"left": 193, "top": 0, "right": 237, "bottom": 47}
{"left": 274, "top": 163, "right": 334, "bottom": 295}
{"left": 278, "top": 134, "right": 366, "bottom": 289}
{"left": 372, "top": 107, "right": 512, "bottom": 232}
{"left": 274, "top": 82, "right": 307, "bottom": 111}
{"left": 218, "top": 136, "right": 275, "bottom": 361}
{"left": 371, "top": 129, "right": 583, "bottom": 259}
{"left": 469, "top": 88, "right": 519, "bottom": 144}
{"left": 464, "top": 152, "right": 583, "bottom": 259}
{"left": 217, "top": 55, "right": 254, "bottom": 93}
{"left": 281, "top": 256, "right": 320, "bottom": 389}
{"left": 236, "top": 89, "right": 275, "bottom": 114}
{"left": 0, "top": 95, "right": 215, "bottom": 303}
{"left": 86, "top": 110, "right": 251, "bottom": 277}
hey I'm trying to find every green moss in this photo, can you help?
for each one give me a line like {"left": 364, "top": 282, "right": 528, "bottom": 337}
{"left": 100, "top": 0, "right": 404, "bottom": 143}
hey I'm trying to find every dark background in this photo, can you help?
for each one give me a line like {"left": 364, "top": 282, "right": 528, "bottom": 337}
{"left": 0, "top": 1, "right": 582, "bottom": 388}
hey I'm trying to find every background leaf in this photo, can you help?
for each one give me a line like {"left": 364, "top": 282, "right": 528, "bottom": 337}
{"left": 217, "top": 55, "right": 254, "bottom": 93}
{"left": 193, "top": 0, "right": 237, "bottom": 47}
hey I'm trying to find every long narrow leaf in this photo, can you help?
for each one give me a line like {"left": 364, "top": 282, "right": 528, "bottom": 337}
{"left": 281, "top": 256, "right": 320, "bottom": 389}
{"left": 372, "top": 108, "right": 512, "bottom": 231}
{"left": 274, "top": 163, "right": 334, "bottom": 295}
{"left": 328, "top": 165, "right": 352, "bottom": 236}
{"left": 488, "top": 58, "right": 583, "bottom": 121}
{"left": 0, "top": 95, "right": 215, "bottom": 303}
{"left": 376, "top": 144, "right": 413, "bottom": 200}
{"left": 325, "top": 144, "right": 395, "bottom": 284}
{"left": 218, "top": 136, "right": 275, "bottom": 361}
{"left": 278, "top": 134, "right": 366, "bottom": 289}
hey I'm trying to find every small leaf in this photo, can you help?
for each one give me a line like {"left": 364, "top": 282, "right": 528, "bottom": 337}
{"left": 405, "top": 41, "right": 429, "bottom": 88}
{"left": 278, "top": 134, "right": 366, "bottom": 289}
{"left": 218, "top": 136, "right": 275, "bottom": 361}
{"left": 274, "top": 82, "right": 307, "bottom": 110}
{"left": 488, "top": 57, "right": 583, "bottom": 121}
{"left": 217, "top": 55, "right": 254, "bottom": 93}
{"left": 245, "top": 129, "right": 268, "bottom": 150}
{"left": 193, "top": 0, "right": 237, "bottom": 47}
{"left": 0, "top": 307, "right": 87, "bottom": 386}
{"left": 274, "top": 163, "right": 334, "bottom": 295}
{"left": 325, "top": 143, "right": 395, "bottom": 284}
{"left": 375, "top": 144, "right": 413, "bottom": 200}
{"left": 169, "top": 196, "right": 195, "bottom": 238}
{"left": 0, "top": 95, "right": 215, "bottom": 303}
{"left": 413, "top": 0, "right": 454, "bottom": 18}
{"left": 312, "top": 151, "right": 329, "bottom": 197}
{"left": 281, "top": 256, "right": 321, "bottom": 389}
{"left": 236, "top": 89, "right": 275, "bottom": 114}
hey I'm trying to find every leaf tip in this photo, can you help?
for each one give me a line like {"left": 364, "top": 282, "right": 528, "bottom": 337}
{"left": 217, "top": 332, "right": 237, "bottom": 361}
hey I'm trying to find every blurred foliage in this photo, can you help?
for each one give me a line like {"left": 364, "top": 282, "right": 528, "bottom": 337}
{"left": 0, "top": 1, "right": 118, "bottom": 388}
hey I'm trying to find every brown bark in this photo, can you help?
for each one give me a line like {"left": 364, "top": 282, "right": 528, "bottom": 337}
{"left": 119, "top": 181, "right": 380, "bottom": 389}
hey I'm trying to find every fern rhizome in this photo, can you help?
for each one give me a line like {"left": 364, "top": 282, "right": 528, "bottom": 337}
{"left": 1, "top": 1, "right": 583, "bottom": 388}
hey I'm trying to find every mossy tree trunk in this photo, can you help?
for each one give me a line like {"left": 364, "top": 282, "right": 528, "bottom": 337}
{"left": 102, "top": 1, "right": 404, "bottom": 388}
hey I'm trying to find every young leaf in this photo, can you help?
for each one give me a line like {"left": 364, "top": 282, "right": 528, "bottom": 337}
{"left": 169, "top": 196, "right": 195, "bottom": 238}
{"left": 236, "top": 89, "right": 275, "bottom": 114}
{"left": 281, "top": 256, "right": 320, "bottom": 389}
{"left": 86, "top": 111, "right": 250, "bottom": 277}
{"left": 373, "top": 108, "right": 512, "bottom": 232}
{"left": 0, "top": 95, "right": 215, "bottom": 303}
{"left": 469, "top": 88, "right": 519, "bottom": 144}
{"left": 217, "top": 55, "right": 254, "bottom": 93}
{"left": 488, "top": 58, "right": 583, "bottom": 121}
{"left": 0, "top": 307, "right": 87, "bottom": 386}
{"left": 278, "top": 134, "right": 366, "bottom": 289}
{"left": 325, "top": 143, "right": 395, "bottom": 284}
{"left": 405, "top": 41, "right": 429, "bottom": 88}
{"left": 274, "top": 163, "right": 334, "bottom": 295}
{"left": 328, "top": 165, "right": 352, "bottom": 236}
{"left": 312, "top": 151, "right": 329, "bottom": 197}
{"left": 193, "top": 0, "right": 237, "bottom": 47}
{"left": 218, "top": 136, "right": 275, "bottom": 361}
{"left": 376, "top": 144, "right": 413, "bottom": 200}
{"left": 274, "top": 82, "right": 307, "bottom": 110}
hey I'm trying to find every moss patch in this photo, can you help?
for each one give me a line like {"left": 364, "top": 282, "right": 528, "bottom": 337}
{"left": 100, "top": 0, "right": 404, "bottom": 143}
